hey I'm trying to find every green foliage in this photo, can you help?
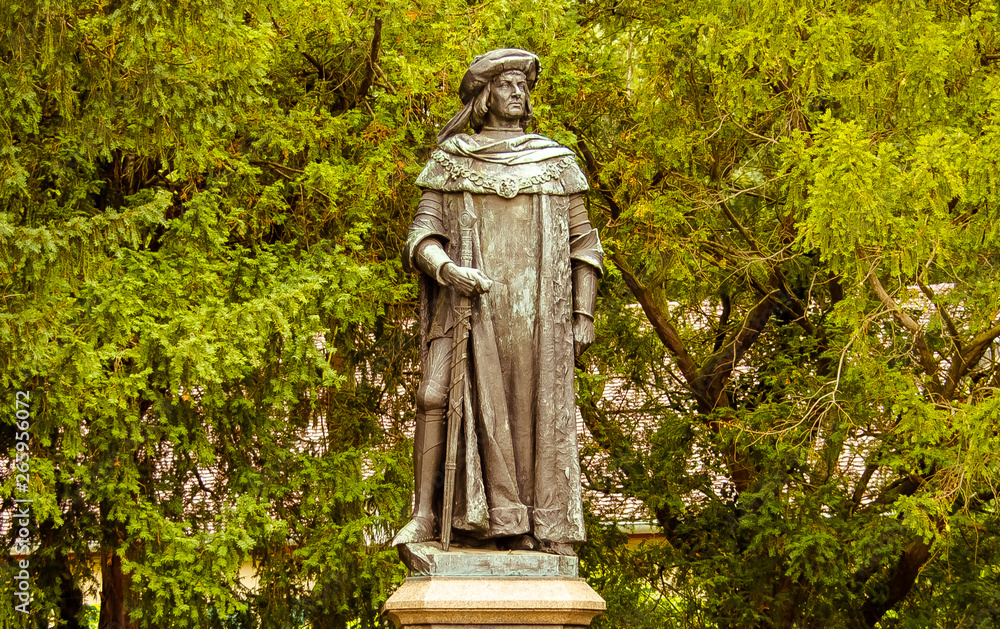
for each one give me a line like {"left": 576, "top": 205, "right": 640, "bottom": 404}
{"left": 569, "top": 0, "right": 1000, "bottom": 627}
{"left": 3, "top": 0, "right": 1000, "bottom": 628}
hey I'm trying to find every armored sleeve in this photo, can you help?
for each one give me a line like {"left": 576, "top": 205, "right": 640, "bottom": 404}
{"left": 403, "top": 190, "right": 449, "bottom": 275}
{"left": 568, "top": 194, "right": 604, "bottom": 276}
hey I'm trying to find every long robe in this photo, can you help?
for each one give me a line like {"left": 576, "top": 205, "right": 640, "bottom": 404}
{"left": 404, "top": 132, "right": 603, "bottom": 543}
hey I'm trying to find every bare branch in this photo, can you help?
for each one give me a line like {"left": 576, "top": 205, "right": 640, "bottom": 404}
{"left": 966, "top": 319, "right": 1000, "bottom": 356}
{"left": 863, "top": 474, "right": 925, "bottom": 512}
{"left": 867, "top": 271, "right": 920, "bottom": 334}
{"left": 746, "top": 273, "right": 815, "bottom": 336}
{"left": 719, "top": 202, "right": 814, "bottom": 335}
{"left": 269, "top": 11, "right": 329, "bottom": 80}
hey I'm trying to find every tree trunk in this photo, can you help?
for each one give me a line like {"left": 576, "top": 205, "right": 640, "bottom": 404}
{"left": 98, "top": 500, "right": 131, "bottom": 629}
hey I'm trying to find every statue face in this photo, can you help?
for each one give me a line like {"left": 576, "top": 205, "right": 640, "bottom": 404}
{"left": 488, "top": 70, "right": 530, "bottom": 122}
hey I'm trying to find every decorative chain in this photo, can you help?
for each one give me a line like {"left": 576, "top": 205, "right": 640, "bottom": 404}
{"left": 431, "top": 150, "right": 574, "bottom": 198}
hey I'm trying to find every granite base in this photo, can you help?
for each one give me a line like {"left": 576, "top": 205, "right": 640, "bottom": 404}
{"left": 383, "top": 549, "right": 605, "bottom": 629}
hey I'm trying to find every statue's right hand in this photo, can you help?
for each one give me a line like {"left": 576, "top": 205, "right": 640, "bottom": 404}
{"left": 441, "top": 263, "right": 493, "bottom": 297}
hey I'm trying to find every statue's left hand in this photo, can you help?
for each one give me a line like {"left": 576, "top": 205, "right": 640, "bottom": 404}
{"left": 573, "top": 315, "right": 595, "bottom": 358}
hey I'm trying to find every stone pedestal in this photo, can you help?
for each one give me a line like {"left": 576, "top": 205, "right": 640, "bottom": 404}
{"left": 383, "top": 546, "right": 605, "bottom": 629}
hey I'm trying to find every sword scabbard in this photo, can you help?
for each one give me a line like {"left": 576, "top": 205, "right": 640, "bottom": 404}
{"left": 441, "top": 193, "right": 478, "bottom": 552}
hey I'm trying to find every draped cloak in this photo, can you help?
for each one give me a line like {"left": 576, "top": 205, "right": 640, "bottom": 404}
{"left": 404, "top": 133, "right": 603, "bottom": 544}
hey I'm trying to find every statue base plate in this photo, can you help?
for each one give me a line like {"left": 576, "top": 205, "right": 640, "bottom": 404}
{"left": 398, "top": 543, "right": 579, "bottom": 577}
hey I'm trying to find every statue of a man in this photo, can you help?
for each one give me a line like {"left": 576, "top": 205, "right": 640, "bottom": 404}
{"left": 394, "top": 49, "right": 603, "bottom": 556}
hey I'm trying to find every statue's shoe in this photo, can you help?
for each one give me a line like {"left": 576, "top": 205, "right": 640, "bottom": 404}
{"left": 391, "top": 516, "right": 435, "bottom": 547}
{"left": 538, "top": 540, "right": 576, "bottom": 556}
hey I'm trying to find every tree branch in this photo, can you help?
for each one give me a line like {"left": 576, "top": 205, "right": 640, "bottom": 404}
{"left": 746, "top": 272, "right": 815, "bottom": 336}
{"left": 609, "top": 253, "right": 701, "bottom": 396}
{"left": 699, "top": 292, "right": 777, "bottom": 409}
{"left": 270, "top": 12, "right": 329, "bottom": 81}
{"left": 567, "top": 125, "right": 622, "bottom": 219}
{"left": 943, "top": 317, "right": 1000, "bottom": 399}
{"left": 301, "top": 50, "right": 328, "bottom": 78}
{"left": 355, "top": 17, "right": 382, "bottom": 104}
{"left": 720, "top": 201, "right": 763, "bottom": 257}
{"left": 863, "top": 473, "right": 927, "bottom": 512}
{"left": 950, "top": 488, "right": 998, "bottom": 514}
{"left": 866, "top": 270, "right": 941, "bottom": 392}
{"left": 861, "top": 538, "right": 933, "bottom": 627}
{"left": 719, "top": 201, "right": 814, "bottom": 336}
{"left": 713, "top": 291, "right": 731, "bottom": 352}
{"left": 918, "top": 281, "right": 961, "bottom": 352}
{"left": 851, "top": 463, "right": 878, "bottom": 510}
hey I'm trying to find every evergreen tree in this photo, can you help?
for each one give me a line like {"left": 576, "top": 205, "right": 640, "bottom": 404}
{"left": 1, "top": 1, "right": 999, "bottom": 628}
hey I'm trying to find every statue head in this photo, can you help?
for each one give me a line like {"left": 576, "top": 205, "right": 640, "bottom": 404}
{"left": 469, "top": 69, "right": 533, "bottom": 132}
{"left": 437, "top": 48, "right": 540, "bottom": 144}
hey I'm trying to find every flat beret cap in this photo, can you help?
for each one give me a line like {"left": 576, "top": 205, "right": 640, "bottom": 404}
{"left": 458, "top": 48, "right": 540, "bottom": 104}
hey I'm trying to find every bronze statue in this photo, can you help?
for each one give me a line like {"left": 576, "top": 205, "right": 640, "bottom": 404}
{"left": 394, "top": 48, "right": 603, "bottom": 558}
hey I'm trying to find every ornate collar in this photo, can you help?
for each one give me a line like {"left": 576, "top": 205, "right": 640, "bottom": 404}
{"left": 430, "top": 150, "right": 575, "bottom": 199}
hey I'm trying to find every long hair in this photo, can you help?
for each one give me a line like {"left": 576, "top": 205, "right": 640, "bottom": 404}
{"left": 437, "top": 76, "right": 534, "bottom": 144}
